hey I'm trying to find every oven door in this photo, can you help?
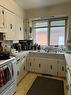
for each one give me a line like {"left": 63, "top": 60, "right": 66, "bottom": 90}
{"left": 0, "top": 62, "right": 15, "bottom": 94}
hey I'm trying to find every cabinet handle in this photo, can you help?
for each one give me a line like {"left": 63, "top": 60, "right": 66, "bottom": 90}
{"left": 23, "top": 66, "right": 25, "bottom": 70}
{"left": 20, "top": 27, "right": 21, "bottom": 31}
{"left": 57, "top": 72, "right": 58, "bottom": 75}
{"left": 62, "top": 66, "right": 64, "bottom": 71}
{"left": 10, "top": 24, "right": 13, "bottom": 29}
{"left": 39, "top": 64, "right": 41, "bottom": 68}
{"left": 2, "top": 10, "right": 4, "bottom": 14}
{"left": 17, "top": 71, "right": 19, "bottom": 76}
{"left": 50, "top": 65, "right": 52, "bottom": 70}
{"left": 30, "top": 62, "right": 31, "bottom": 66}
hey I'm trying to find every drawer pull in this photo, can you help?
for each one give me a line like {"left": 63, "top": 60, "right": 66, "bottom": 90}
{"left": 62, "top": 66, "right": 64, "bottom": 71}
{"left": 50, "top": 65, "right": 52, "bottom": 70}
{"left": 39, "top": 64, "right": 41, "bottom": 68}
{"left": 30, "top": 62, "right": 31, "bottom": 66}
{"left": 23, "top": 66, "right": 25, "bottom": 70}
{"left": 17, "top": 71, "right": 19, "bottom": 76}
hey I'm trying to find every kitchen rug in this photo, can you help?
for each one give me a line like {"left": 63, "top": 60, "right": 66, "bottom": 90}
{"left": 26, "top": 76, "right": 64, "bottom": 95}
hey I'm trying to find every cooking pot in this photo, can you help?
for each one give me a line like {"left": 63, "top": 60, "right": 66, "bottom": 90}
{"left": 0, "top": 51, "right": 10, "bottom": 60}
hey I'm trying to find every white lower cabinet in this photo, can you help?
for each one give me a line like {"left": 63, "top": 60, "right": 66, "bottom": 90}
{"left": 20, "top": 59, "right": 27, "bottom": 78}
{"left": 28, "top": 57, "right": 35, "bottom": 72}
{"left": 17, "top": 58, "right": 27, "bottom": 84}
{"left": 17, "top": 62, "right": 21, "bottom": 84}
{"left": 35, "top": 58, "right": 46, "bottom": 74}
{"left": 58, "top": 59, "right": 66, "bottom": 77}
{"left": 28, "top": 53, "right": 66, "bottom": 78}
{"left": 45, "top": 58, "right": 58, "bottom": 76}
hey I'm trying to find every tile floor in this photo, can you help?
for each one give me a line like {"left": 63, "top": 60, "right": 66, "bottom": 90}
{"left": 14, "top": 72, "right": 67, "bottom": 95}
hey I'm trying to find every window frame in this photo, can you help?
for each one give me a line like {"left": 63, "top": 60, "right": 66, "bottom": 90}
{"left": 32, "top": 17, "right": 68, "bottom": 46}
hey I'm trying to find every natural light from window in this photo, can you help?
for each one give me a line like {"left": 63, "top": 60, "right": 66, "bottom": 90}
{"left": 32, "top": 18, "right": 67, "bottom": 46}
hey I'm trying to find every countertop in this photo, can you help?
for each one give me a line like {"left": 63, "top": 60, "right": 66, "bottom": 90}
{"left": 15, "top": 50, "right": 71, "bottom": 64}
{"left": 1, "top": 50, "right": 71, "bottom": 72}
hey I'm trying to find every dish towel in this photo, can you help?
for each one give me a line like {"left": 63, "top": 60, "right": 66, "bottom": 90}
{"left": 0, "top": 67, "right": 5, "bottom": 87}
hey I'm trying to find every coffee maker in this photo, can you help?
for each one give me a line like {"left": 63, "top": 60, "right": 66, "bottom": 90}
{"left": 19, "top": 40, "right": 33, "bottom": 50}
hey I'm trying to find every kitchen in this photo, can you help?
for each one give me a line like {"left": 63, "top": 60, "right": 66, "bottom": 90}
{"left": 0, "top": 0, "right": 71, "bottom": 95}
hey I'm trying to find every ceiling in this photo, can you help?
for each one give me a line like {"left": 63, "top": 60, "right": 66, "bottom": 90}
{"left": 15, "top": 0, "right": 71, "bottom": 9}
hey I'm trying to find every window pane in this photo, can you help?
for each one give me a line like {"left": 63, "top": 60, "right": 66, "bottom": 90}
{"left": 50, "top": 27, "right": 65, "bottom": 45}
{"left": 35, "top": 28, "right": 48, "bottom": 45}
{"left": 51, "top": 20, "right": 65, "bottom": 26}
{"left": 34, "top": 21, "right": 48, "bottom": 28}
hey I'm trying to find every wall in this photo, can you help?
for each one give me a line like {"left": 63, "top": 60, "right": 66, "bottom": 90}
{"left": 25, "top": 2, "right": 71, "bottom": 40}
{"left": 0, "top": 0, "right": 25, "bottom": 17}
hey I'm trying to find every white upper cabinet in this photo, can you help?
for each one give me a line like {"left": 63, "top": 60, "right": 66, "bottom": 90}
{"left": 0, "top": 6, "right": 4, "bottom": 28}
{"left": 5, "top": 9, "right": 16, "bottom": 40}
{"left": 15, "top": 16, "right": 24, "bottom": 40}
{"left": 0, "top": 6, "right": 7, "bottom": 33}
{"left": 18, "top": 17, "right": 24, "bottom": 40}
{"left": 4, "top": 9, "right": 24, "bottom": 40}
{"left": 0, "top": 6, "right": 24, "bottom": 40}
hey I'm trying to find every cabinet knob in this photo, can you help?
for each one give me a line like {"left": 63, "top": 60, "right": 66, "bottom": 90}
{"left": 57, "top": 72, "right": 58, "bottom": 75}
{"left": 10, "top": 24, "right": 13, "bottom": 29}
{"left": 17, "top": 71, "right": 19, "bottom": 76}
{"left": 20, "top": 27, "right": 21, "bottom": 31}
{"left": 50, "top": 65, "right": 52, "bottom": 70}
{"left": 23, "top": 66, "right": 25, "bottom": 70}
{"left": 39, "top": 64, "right": 41, "bottom": 68}
{"left": 30, "top": 62, "right": 31, "bottom": 66}
{"left": 2, "top": 10, "right": 4, "bottom": 14}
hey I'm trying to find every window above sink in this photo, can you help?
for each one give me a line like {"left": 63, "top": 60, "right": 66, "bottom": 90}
{"left": 31, "top": 17, "right": 68, "bottom": 47}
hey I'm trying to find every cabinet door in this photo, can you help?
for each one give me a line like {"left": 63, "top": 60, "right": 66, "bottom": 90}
{"left": 5, "top": 10, "right": 16, "bottom": 40}
{"left": 20, "top": 58, "right": 27, "bottom": 78}
{"left": 26, "top": 56, "right": 30, "bottom": 71}
{"left": 19, "top": 17, "right": 24, "bottom": 40}
{"left": 46, "top": 58, "right": 58, "bottom": 76}
{"left": 35, "top": 58, "right": 46, "bottom": 74}
{"left": 17, "top": 62, "right": 21, "bottom": 84}
{"left": 15, "top": 16, "right": 24, "bottom": 40}
{"left": 58, "top": 59, "right": 66, "bottom": 77}
{"left": 0, "top": 6, "right": 4, "bottom": 28}
{"left": 28, "top": 57, "right": 35, "bottom": 72}
{"left": 35, "top": 57, "right": 40, "bottom": 73}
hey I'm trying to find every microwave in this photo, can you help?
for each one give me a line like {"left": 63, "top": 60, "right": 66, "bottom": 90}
{"left": 0, "top": 33, "right": 6, "bottom": 40}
